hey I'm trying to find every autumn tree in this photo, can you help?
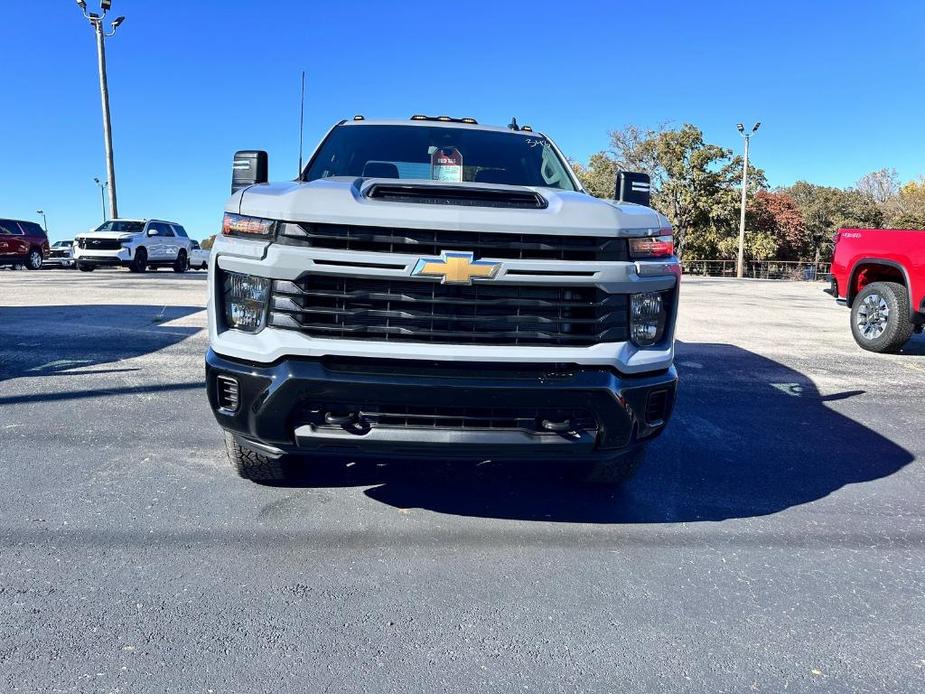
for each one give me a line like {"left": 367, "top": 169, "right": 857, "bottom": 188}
{"left": 745, "top": 190, "right": 808, "bottom": 259}
{"left": 882, "top": 177, "right": 925, "bottom": 228}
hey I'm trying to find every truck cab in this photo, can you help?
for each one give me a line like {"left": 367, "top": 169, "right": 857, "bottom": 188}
{"left": 206, "top": 116, "right": 680, "bottom": 484}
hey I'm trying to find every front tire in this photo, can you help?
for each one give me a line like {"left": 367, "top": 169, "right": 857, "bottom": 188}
{"left": 173, "top": 250, "right": 189, "bottom": 273}
{"left": 223, "top": 431, "right": 287, "bottom": 482}
{"left": 580, "top": 447, "right": 646, "bottom": 486}
{"left": 850, "top": 281, "right": 913, "bottom": 353}
{"left": 77, "top": 262, "right": 95, "bottom": 272}
{"left": 26, "top": 249, "right": 43, "bottom": 270}
{"left": 129, "top": 247, "right": 148, "bottom": 273}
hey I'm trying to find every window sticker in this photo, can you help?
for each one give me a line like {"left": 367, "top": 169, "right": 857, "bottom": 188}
{"left": 431, "top": 147, "right": 463, "bottom": 182}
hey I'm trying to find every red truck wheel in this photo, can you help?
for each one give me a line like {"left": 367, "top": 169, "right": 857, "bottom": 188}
{"left": 850, "top": 281, "right": 914, "bottom": 353}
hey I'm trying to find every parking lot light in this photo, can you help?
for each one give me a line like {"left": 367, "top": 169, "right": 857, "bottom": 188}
{"left": 735, "top": 120, "right": 761, "bottom": 278}
{"left": 94, "top": 178, "right": 109, "bottom": 222}
{"left": 36, "top": 209, "right": 47, "bottom": 232}
{"left": 76, "top": 2, "right": 125, "bottom": 220}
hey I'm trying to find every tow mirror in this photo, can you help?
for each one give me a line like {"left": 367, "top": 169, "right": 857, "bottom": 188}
{"left": 232, "top": 150, "right": 269, "bottom": 194}
{"left": 615, "top": 171, "right": 651, "bottom": 207}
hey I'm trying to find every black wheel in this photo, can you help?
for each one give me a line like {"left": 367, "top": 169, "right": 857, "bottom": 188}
{"left": 223, "top": 431, "right": 287, "bottom": 482}
{"left": 77, "top": 262, "right": 95, "bottom": 272}
{"left": 580, "top": 447, "right": 646, "bottom": 486}
{"left": 850, "top": 281, "right": 914, "bottom": 354}
{"left": 129, "top": 247, "right": 148, "bottom": 273}
{"left": 26, "top": 249, "right": 43, "bottom": 270}
{"left": 173, "top": 250, "right": 189, "bottom": 273}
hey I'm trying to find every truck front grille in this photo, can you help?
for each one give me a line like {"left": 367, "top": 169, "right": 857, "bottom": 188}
{"left": 269, "top": 276, "right": 629, "bottom": 346}
{"left": 279, "top": 223, "right": 628, "bottom": 262}
{"left": 77, "top": 238, "right": 122, "bottom": 251}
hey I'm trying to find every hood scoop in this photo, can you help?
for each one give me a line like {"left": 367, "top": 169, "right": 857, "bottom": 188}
{"left": 365, "top": 183, "right": 548, "bottom": 210}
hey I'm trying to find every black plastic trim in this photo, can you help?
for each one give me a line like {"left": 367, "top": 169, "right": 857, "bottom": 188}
{"left": 206, "top": 350, "right": 677, "bottom": 459}
{"left": 848, "top": 258, "right": 915, "bottom": 318}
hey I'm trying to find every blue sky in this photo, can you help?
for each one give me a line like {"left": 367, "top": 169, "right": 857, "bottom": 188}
{"left": 5, "top": 1, "right": 925, "bottom": 241}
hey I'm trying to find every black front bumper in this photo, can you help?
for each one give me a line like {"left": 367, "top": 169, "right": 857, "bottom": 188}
{"left": 75, "top": 255, "right": 129, "bottom": 267}
{"left": 206, "top": 350, "right": 678, "bottom": 461}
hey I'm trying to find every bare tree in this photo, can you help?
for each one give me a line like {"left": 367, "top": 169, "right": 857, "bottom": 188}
{"left": 855, "top": 168, "right": 900, "bottom": 203}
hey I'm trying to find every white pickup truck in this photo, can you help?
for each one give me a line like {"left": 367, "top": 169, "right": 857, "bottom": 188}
{"left": 206, "top": 115, "right": 680, "bottom": 485}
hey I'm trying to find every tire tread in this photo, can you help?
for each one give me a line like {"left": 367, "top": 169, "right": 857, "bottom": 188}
{"left": 223, "top": 431, "right": 287, "bottom": 482}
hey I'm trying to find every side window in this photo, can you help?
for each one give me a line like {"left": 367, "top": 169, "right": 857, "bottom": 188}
{"left": 172, "top": 225, "right": 188, "bottom": 238}
{"left": 9, "top": 222, "right": 25, "bottom": 236}
{"left": 23, "top": 222, "right": 45, "bottom": 237}
{"left": 147, "top": 222, "right": 172, "bottom": 237}
{"left": 0, "top": 220, "right": 14, "bottom": 235}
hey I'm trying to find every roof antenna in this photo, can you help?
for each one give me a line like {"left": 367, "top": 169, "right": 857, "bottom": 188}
{"left": 297, "top": 70, "right": 306, "bottom": 179}
{"left": 508, "top": 116, "right": 519, "bottom": 131}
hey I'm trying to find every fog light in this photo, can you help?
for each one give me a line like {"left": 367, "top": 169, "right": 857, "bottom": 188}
{"left": 216, "top": 375, "right": 240, "bottom": 413}
{"left": 630, "top": 291, "right": 667, "bottom": 347}
{"left": 222, "top": 271, "right": 270, "bottom": 332}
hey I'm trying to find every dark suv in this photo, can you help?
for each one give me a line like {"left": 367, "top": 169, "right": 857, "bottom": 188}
{"left": 0, "top": 219, "right": 49, "bottom": 270}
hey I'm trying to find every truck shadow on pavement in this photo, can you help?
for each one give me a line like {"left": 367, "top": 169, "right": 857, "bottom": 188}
{"left": 280, "top": 341, "right": 915, "bottom": 523}
{"left": 0, "top": 304, "right": 203, "bottom": 388}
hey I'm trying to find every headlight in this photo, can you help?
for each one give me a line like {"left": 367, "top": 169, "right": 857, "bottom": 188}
{"left": 630, "top": 291, "right": 669, "bottom": 347}
{"left": 628, "top": 233, "right": 674, "bottom": 259}
{"left": 222, "top": 271, "right": 270, "bottom": 332}
{"left": 222, "top": 212, "right": 276, "bottom": 238}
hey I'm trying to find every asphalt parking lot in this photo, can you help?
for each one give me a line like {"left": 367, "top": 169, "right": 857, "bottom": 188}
{"left": 1, "top": 269, "right": 924, "bottom": 693}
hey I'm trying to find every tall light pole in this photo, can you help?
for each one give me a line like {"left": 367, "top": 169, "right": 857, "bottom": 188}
{"left": 735, "top": 121, "right": 761, "bottom": 278}
{"left": 94, "top": 177, "right": 109, "bottom": 222}
{"left": 76, "top": 1, "right": 125, "bottom": 220}
{"left": 36, "top": 210, "right": 48, "bottom": 232}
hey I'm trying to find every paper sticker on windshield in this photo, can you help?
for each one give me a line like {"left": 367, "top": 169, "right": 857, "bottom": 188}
{"left": 431, "top": 147, "right": 463, "bottom": 182}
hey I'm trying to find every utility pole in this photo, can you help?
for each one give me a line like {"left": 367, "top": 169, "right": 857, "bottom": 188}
{"left": 94, "top": 178, "right": 109, "bottom": 221}
{"left": 77, "top": 1, "right": 125, "bottom": 220}
{"left": 736, "top": 121, "right": 761, "bottom": 278}
{"left": 35, "top": 210, "right": 48, "bottom": 232}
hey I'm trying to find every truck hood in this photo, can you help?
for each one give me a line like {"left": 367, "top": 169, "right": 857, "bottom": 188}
{"left": 74, "top": 231, "right": 138, "bottom": 241}
{"left": 231, "top": 178, "right": 670, "bottom": 237}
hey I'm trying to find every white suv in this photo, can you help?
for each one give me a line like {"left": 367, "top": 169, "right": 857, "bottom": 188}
{"left": 74, "top": 219, "right": 194, "bottom": 273}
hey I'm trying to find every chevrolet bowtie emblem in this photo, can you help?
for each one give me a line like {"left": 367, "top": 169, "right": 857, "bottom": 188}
{"left": 411, "top": 251, "right": 501, "bottom": 285}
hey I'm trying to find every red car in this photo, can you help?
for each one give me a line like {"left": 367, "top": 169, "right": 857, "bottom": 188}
{"left": 827, "top": 228, "right": 925, "bottom": 352}
{"left": 0, "top": 218, "right": 50, "bottom": 270}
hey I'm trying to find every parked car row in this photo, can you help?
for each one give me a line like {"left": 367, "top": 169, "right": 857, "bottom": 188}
{"left": 0, "top": 217, "right": 211, "bottom": 272}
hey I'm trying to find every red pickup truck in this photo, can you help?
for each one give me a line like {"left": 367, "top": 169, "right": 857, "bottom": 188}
{"left": 827, "top": 228, "right": 925, "bottom": 352}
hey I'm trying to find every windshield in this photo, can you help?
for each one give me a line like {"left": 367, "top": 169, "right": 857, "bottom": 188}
{"left": 94, "top": 220, "right": 144, "bottom": 233}
{"left": 304, "top": 124, "right": 577, "bottom": 191}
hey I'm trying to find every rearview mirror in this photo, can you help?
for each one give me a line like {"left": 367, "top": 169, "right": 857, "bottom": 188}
{"left": 232, "top": 150, "right": 269, "bottom": 194}
{"left": 615, "top": 171, "right": 651, "bottom": 207}
{"left": 147, "top": 228, "right": 159, "bottom": 237}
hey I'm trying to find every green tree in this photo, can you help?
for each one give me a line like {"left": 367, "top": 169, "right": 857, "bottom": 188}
{"left": 573, "top": 123, "right": 766, "bottom": 259}
{"left": 569, "top": 152, "right": 617, "bottom": 199}
{"left": 782, "top": 182, "right": 882, "bottom": 260}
